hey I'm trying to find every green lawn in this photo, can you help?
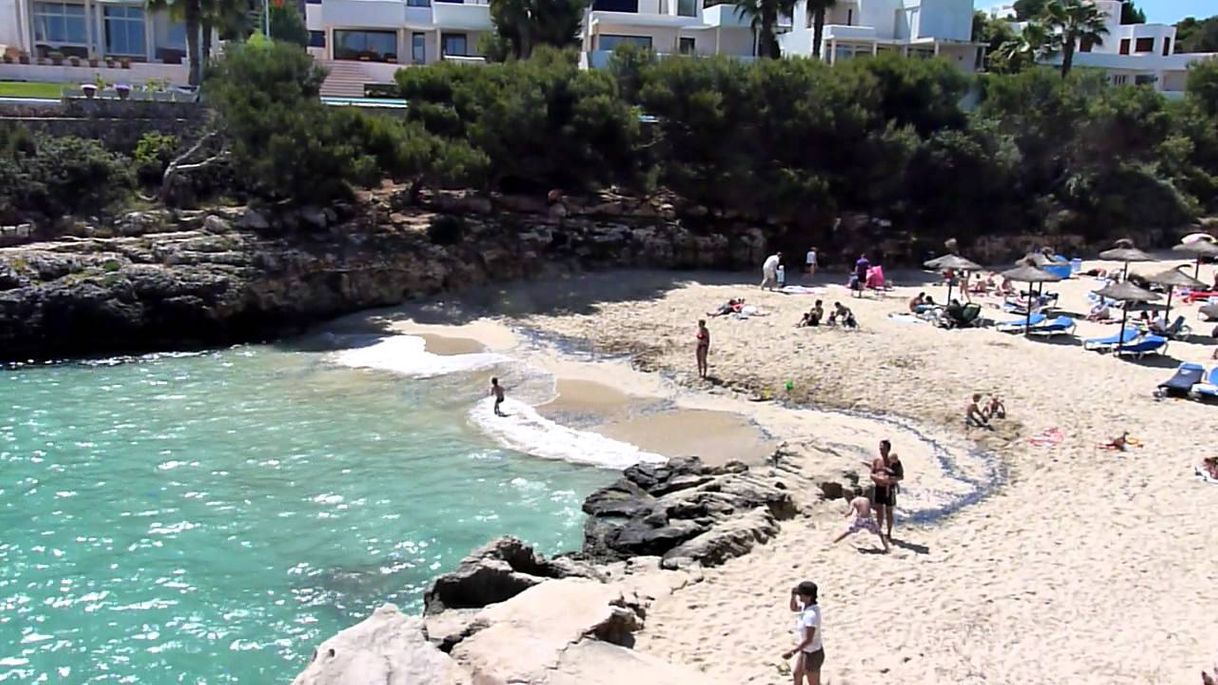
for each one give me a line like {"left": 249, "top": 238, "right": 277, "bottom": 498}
{"left": 0, "top": 81, "right": 65, "bottom": 99}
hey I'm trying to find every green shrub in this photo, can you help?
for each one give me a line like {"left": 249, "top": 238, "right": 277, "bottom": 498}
{"left": 427, "top": 214, "right": 465, "bottom": 245}
{"left": 133, "top": 131, "right": 180, "bottom": 186}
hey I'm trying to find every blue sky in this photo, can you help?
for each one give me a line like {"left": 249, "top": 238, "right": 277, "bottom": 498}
{"left": 983, "top": 0, "right": 1214, "bottom": 24}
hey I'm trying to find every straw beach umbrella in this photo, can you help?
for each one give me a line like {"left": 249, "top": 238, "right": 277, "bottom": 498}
{"left": 1098, "top": 241, "right": 1155, "bottom": 278}
{"left": 924, "top": 254, "right": 982, "bottom": 304}
{"left": 1171, "top": 240, "right": 1218, "bottom": 279}
{"left": 1147, "top": 267, "right": 1206, "bottom": 322}
{"left": 1094, "top": 281, "right": 1161, "bottom": 354}
{"left": 999, "top": 262, "right": 1063, "bottom": 335}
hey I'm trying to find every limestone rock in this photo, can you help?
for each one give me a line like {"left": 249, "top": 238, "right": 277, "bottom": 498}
{"left": 202, "top": 214, "right": 231, "bottom": 233}
{"left": 548, "top": 639, "right": 708, "bottom": 685}
{"left": 582, "top": 457, "right": 796, "bottom": 566}
{"left": 423, "top": 537, "right": 603, "bottom": 614}
{"left": 291, "top": 604, "right": 470, "bottom": 685}
{"left": 235, "top": 209, "right": 269, "bottom": 231}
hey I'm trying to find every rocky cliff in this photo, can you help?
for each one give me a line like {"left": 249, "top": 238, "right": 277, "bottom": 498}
{"left": 0, "top": 189, "right": 767, "bottom": 362}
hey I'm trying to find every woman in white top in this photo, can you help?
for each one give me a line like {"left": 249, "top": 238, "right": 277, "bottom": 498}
{"left": 783, "top": 580, "right": 824, "bottom": 684}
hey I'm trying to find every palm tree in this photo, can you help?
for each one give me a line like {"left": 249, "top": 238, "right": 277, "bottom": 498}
{"left": 992, "top": 20, "right": 1054, "bottom": 73}
{"left": 733, "top": 0, "right": 794, "bottom": 59}
{"left": 1042, "top": 0, "right": 1108, "bottom": 78}
{"left": 806, "top": 0, "right": 836, "bottom": 61}
{"left": 201, "top": 0, "right": 253, "bottom": 64}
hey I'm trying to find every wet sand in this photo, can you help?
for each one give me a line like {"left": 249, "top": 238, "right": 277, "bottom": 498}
{"left": 416, "top": 333, "right": 487, "bottom": 356}
{"left": 595, "top": 409, "right": 775, "bottom": 466}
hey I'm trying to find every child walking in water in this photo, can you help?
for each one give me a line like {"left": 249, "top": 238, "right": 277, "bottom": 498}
{"left": 490, "top": 377, "right": 506, "bottom": 417}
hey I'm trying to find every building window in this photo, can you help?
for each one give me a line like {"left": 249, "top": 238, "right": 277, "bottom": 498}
{"left": 846, "top": 8, "right": 853, "bottom": 25}
{"left": 441, "top": 33, "right": 468, "bottom": 57}
{"left": 598, "top": 34, "right": 652, "bottom": 51}
{"left": 306, "top": 0, "right": 321, "bottom": 4}
{"left": 33, "top": 2, "right": 87, "bottom": 46}
{"left": 677, "top": 0, "right": 696, "bottom": 16}
{"left": 333, "top": 30, "right": 397, "bottom": 62}
{"left": 1119, "top": 38, "right": 1129, "bottom": 54}
{"left": 412, "top": 32, "right": 425, "bottom": 63}
{"left": 1134, "top": 37, "right": 1153, "bottom": 53}
{"left": 104, "top": 6, "right": 146, "bottom": 57}
{"left": 1134, "top": 74, "right": 1156, "bottom": 86}
{"left": 407, "top": 0, "right": 430, "bottom": 6}
{"left": 308, "top": 30, "right": 325, "bottom": 48}
{"left": 678, "top": 37, "right": 695, "bottom": 54}
{"left": 592, "top": 0, "right": 639, "bottom": 12}
{"left": 1162, "top": 37, "right": 1171, "bottom": 55}
{"left": 1111, "top": 74, "right": 1129, "bottom": 85}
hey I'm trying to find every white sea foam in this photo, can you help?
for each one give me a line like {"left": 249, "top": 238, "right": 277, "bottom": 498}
{"left": 330, "top": 335, "right": 510, "bottom": 378}
{"left": 469, "top": 398, "right": 666, "bottom": 470}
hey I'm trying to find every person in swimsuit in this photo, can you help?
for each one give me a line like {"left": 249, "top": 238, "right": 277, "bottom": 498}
{"left": 831, "top": 494, "right": 889, "bottom": 553}
{"left": 695, "top": 319, "right": 710, "bottom": 379}
{"left": 490, "top": 377, "right": 506, "bottom": 417}
{"left": 966, "top": 393, "right": 989, "bottom": 428}
{"left": 866, "top": 440, "right": 901, "bottom": 540}
{"left": 783, "top": 581, "right": 825, "bottom": 684}
{"left": 985, "top": 395, "right": 1006, "bottom": 420}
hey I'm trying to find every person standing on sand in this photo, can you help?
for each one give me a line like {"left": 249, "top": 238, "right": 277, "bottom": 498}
{"left": 490, "top": 377, "right": 506, "bottom": 417}
{"left": 783, "top": 581, "right": 825, "bottom": 685}
{"left": 761, "top": 252, "right": 782, "bottom": 291}
{"left": 832, "top": 492, "right": 889, "bottom": 552}
{"left": 875, "top": 440, "right": 902, "bottom": 539}
{"left": 805, "top": 246, "right": 818, "bottom": 280}
{"left": 866, "top": 440, "right": 899, "bottom": 540}
{"left": 695, "top": 319, "right": 710, "bottom": 379}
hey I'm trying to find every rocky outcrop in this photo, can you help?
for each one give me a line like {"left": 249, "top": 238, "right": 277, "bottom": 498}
{"left": 581, "top": 456, "right": 797, "bottom": 568}
{"left": 0, "top": 190, "right": 767, "bottom": 361}
{"left": 423, "top": 536, "right": 603, "bottom": 614}
{"left": 291, "top": 604, "right": 470, "bottom": 685}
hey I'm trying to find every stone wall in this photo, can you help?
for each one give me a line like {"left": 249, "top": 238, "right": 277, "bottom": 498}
{"left": 0, "top": 99, "right": 207, "bottom": 152}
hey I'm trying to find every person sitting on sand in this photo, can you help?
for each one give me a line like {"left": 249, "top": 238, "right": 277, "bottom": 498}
{"left": 966, "top": 393, "right": 989, "bottom": 428}
{"left": 909, "top": 292, "right": 927, "bottom": 313}
{"left": 709, "top": 298, "right": 743, "bottom": 317}
{"left": 1086, "top": 301, "right": 1112, "bottom": 322}
{"left": 695, "top": 320, "right": 710, "bottom": 379}
{"left": 1200, "top": 457, "right": 1218, "bottom": 480}
{"left": 784, "top": 581, "right": 825, "bottom": 685}
{"left": 985, "top": 395, "right": 1006, "bottom": 420}
{"left": 832, "top": 493, "right": 889, "bottom": 553}
{"left": 798, "top": 301, "right": 824, "bottom": 327}
{"left": 827, "top": 302, "right": 857, "bottom": 328}
{"left": 490, "top": 377, "right": 506, "bottom": 417}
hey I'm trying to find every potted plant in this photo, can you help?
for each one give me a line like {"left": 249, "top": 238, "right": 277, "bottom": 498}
{"left": 49, "top": 51, "right": 64, "bottom": 65}
{"left": 69, "top": 55, "right": 81, "bottom": 67}
{"left": 115, "top": 83, "right": 131, "bottom": 99}
{"left": 1, "top": 54, "right": 12, "bottom": 65}
{"left": 105, "top": 56, "right": 117, "bottom": 68}
{"left": 81, "top": 83, "right": 97, "bottom": 98}
{"left": 18, "top": 51, "right": 30, "bottom": 64}
{"left": 36, "top": 56, "right": 47, "bottom": 65}
{"left": 119, "top": 57, "right": 131, "bottom": 69}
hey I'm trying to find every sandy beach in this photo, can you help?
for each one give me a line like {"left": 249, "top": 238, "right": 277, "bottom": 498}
{"left": 343, "top": 258, "right": 1218, "bottom": 684}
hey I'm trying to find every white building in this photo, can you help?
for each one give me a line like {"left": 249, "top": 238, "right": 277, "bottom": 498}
{"left": 997, "top": 0, "right": 1218, "bottom": 97}
{"left": 779, "top": 0, "right": 984, "bottom": 70}
{"left": 1045, "top": 1, "right": 1216, "bottom": 96}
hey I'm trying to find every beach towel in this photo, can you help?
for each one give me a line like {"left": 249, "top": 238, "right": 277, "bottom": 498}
{"left": 780, "top": 285, "right": 826, "bottom": 295}
{"left": 1028, "top": 427, "right": 1064, "bottom": 447}
{"left": 887, "top": 313, "right": 923, "bottom": 324}
{"left": 1195, "top": 466, "right": 1218, "bottom": 484}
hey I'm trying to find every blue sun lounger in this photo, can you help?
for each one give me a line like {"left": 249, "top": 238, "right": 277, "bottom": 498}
{"left": 1083, "top": 327, "right": 1139, "bottom": 351}
{"left": 1027, "top": 316, "right": 1076, "bottom": 337}
{"left": 1189, "top": 367, "right": 1218, "bottom": 401}
{"left": 995, "top": 312, "right": 1047, "bottom": 333}
{"left": 1113, "top": 335, "right": 1169, "bottom": 359}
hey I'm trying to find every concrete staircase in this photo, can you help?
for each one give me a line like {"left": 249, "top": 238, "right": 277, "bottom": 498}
{"left": 318, "top": 60, "right": 398, "bottom": 99}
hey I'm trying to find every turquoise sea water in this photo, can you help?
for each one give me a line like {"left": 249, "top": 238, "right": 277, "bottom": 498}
{"left": 0, "top": 346, "right": 611, "bottom": 683}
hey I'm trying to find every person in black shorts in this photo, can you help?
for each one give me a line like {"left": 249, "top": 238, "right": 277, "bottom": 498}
{"left": 867, "top": 440, "right": 903, "bottom": 540}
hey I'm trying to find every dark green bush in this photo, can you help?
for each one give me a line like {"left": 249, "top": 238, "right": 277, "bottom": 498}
{"left": 133, "top": 131, "right": 180, "bottom": 186}
{"left": 0, "top": 124, "right": 133, "bottom": 224}
{"left": 427, "top": 214, "right": 466, "bottom": 245}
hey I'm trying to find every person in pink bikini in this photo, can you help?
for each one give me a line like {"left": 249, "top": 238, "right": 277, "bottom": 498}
{"left": 695, "top": 320, "right": 710, "bottom": 379}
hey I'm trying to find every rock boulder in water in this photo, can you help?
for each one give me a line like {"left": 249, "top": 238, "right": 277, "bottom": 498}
{"left": 423, "top": 536, "right": 603, "bottom": 614}
{"left": 291, "top": 604, "right": 470, "bottom": 685}
{"left": 581, "top": 456, "right": 796, "bottom": 566}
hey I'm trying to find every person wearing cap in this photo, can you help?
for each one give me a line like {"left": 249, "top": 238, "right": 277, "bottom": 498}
{"left": 783, "top": 581, "right": 824, "bottom": 684}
